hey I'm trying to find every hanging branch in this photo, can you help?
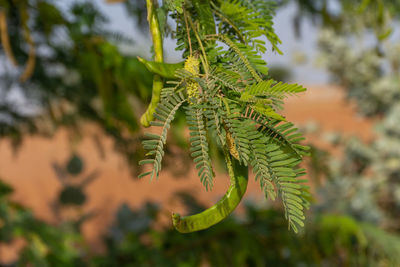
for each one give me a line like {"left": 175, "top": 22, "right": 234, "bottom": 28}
{"left": 139, "top": 0, "right": 310, "bottom": 233}
{"left": 0, "top": 10, "right": 17, "bottom": 66}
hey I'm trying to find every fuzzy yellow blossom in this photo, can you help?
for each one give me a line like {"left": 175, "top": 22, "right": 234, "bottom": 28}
{"left": 184, "top": 56, "right": 200, "bottom": 103}
{"left": 223, "top": 124, "right": 239, "bottom": 160}
{"left": 226, "top": 130, "right": 240, "bottom": 160}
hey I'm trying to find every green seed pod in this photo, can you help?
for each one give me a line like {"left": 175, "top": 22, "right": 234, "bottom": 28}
{"left": 172, "top": 156, "right": 248, "bottom": 233}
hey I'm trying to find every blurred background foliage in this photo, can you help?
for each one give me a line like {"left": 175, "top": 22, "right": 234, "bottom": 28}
{"left": 1, "top": 0, "right": 400, "bottom": 266}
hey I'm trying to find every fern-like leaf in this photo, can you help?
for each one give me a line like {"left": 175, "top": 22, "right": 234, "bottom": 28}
{"left": 245, "top": 109, "right": 310, "bottom": 157}
{"left": 219, "top": 35, "right": 266, "bottom": 81}
{"left": 161, "top": 80, "right": 185, "bottom": 99}
{"left": 203, "top": 99, "right": 226, "bottom": 146}
{"left": 240, "top": 80, "right": 305, "bottom": 111}
{"left": 216, "top": 0, "right": 281, "bottom": 54}
{"left": 185, "top": 104, "right": 215, "bottom": 190}
{"left": 223, "top": 104, "right": 252, "bottom": 165}
{"left": 240, "top": 0, "right": 282, "bottom": 53}
{"left": 263, "top": 139, "right": 310, "bottom": 233}
{"left": 250, "top": 104, "right": 285, "bottom": 121}
{"left": 139, "top": 92, "right": 186, "bottom": 180}
{"left": 243, "top": 80, "right": 306, "bottom": 98}
{"left": 241, "top": 115, "right": 309, "bottom": 231}
{"left": 247, "top": 124, "right": 277, "bottom": 200}
{"left": 209, "top": 66, "right": 245, "bottom": 93}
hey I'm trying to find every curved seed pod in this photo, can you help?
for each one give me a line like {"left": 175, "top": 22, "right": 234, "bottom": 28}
{"left": 137, "top": 56, "right": 184, "bottom": 79}
{"left": 140, "top": 75, "right": 163, "bottom": 127}
{"left": 172, "top": 155, "right": 248, "bottom": 233}
{"left": 0, "top": 10, "right": 18, "bottom": 66}
{"left": 141, "top": 0, "right": 164, "bottom": 127}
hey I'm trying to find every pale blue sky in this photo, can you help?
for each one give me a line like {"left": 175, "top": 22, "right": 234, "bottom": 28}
{"left": 87, "top": 0, "right": 330, "bottom": 84}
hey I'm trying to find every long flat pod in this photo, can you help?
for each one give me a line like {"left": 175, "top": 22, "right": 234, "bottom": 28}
{"left": 172, "top": 156, "right": 248, "bottom": 233}
{"left": 141, "top": 0, "right": 164, "bottom": 127}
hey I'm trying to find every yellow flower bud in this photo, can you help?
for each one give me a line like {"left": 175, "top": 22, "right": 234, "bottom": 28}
{"left": 226, "top": 129, "right": 240, "bottom": 160}
{"left": 184, "top": 56, "right": 200, "bottom": 75}
{"left": 184, "top": 56, "right": 200, "bottom": 104}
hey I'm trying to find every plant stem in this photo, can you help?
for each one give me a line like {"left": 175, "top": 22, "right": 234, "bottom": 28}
{"left": 141, "top": 0, "right": 164, "bottom": 127}
{"left": 186, "top": 13, "right": 209, "bottom": 73}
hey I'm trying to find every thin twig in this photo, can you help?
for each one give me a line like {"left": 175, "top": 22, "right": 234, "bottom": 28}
{"left": 183, "top": 9, "right": 192, "bottom": 56}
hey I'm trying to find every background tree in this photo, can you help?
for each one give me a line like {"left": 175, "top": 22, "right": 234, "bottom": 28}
{"left": 2, "top": 0, "right": 400, "bottom": 266}
{"left": 0, "top": 0, "right": 154, "bottom": 175}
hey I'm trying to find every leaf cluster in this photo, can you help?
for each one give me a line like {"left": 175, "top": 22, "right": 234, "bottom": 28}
{"left": 140, "top": 0, "right": 310, "bottom": 231}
